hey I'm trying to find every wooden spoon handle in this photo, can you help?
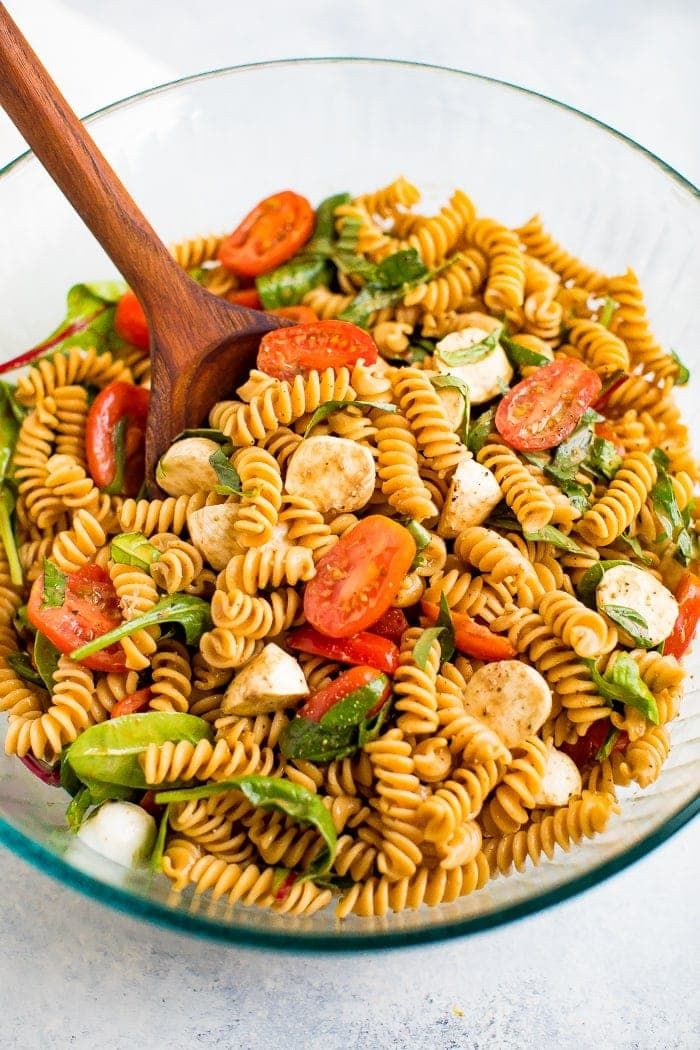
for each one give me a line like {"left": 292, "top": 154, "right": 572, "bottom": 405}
{"left": 0, "top": 3, "right": 184, "bottom": 306}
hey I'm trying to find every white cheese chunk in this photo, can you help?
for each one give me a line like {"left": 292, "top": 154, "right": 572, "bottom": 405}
{"left": 462, "top": 660, "right": 552, "bottom": 748}
{"left": 534, "top": 746, "right": 582, "bottom": 806}
{"left": 221, "top": 643, "right": 310, "bottom": 715}
{"left": 438, "top": 456, "right": 502, "bottom": 538}
{"left": 157, "top": 437, "right": 223, "bottom": 496}
{"left": 596, "top": 564, "right": 679, "bottom": 647}
{"left": 435, "top": 326, "right": 514, "bottom": 404}
{"left": 77, "top": 802, "right": 156, "bottom": 870}
{"left": 187, "top": 501, "right": 242, "bottom": 570}
{"left": 285, "top": 435, "right": 376, "bottom": 514}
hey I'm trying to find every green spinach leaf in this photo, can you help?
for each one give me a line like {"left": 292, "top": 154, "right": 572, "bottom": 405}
{"left": 71, "top": 595, "right": 212, "bottom": 661}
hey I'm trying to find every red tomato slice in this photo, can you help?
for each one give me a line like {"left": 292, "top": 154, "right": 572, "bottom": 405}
{"left": 218, "top": 190, "right": 314, "bottom": 277}
{"left": 287, "top": 626, "right": 400, "bottom": 675}
{"left": 297, "top": 666, "right": 391, "bottom": 723}
{"left": 111, "top": 687, "right": 152, "bottom": 719}
{"left": 304, "top": 516, "right": 416, "bottom": 639}
{"left": 86, "top": 381, "right": 149, "bottom": 497}
{"left": 421, "top": 601, "right": 516, "bottom": 661}
{"left": 366, "top": 607, "right": 409, "bottom": 645}
{"left": 496, "top": 358, "right": 602, "bottom": 451}
{"left": 27, "top": 566, "right": 127, "bottom": 673}
{"left": 226, "top": 288, "right": 263, "bottom": 309}
{"left": 257, "top": 319, "right": 377, "bottom": 381}
{"left": 594, "top": 422, "right": 625, "bottom": 457}
{"left": 114, "top": 290, "right": 149, "bottom": 350}
{"left": 561, "top": 721, "right": 628, "bottom": 769}
{"left": 664, "top": 571, "right": 700, "bottom": 659}
{"left": 267, "top": 305, "right": 318, "bottom": 324}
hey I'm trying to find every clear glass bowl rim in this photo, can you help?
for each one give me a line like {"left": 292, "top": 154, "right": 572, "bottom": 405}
{"left": 0, "top": 57, "right": 697, "bottom": 952}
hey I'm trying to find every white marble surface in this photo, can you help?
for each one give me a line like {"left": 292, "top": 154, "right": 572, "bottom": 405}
{"left": 0, "top": 2, "right": 699, "bottom": 1048}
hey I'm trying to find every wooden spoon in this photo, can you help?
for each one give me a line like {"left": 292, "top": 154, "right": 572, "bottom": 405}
{"left": 0, "top": 5, "right": 287, "bottom": 492}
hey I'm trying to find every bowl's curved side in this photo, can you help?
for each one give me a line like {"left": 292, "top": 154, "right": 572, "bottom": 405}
{"left": 0, "top": 58, "right": 698, "bottom": 947}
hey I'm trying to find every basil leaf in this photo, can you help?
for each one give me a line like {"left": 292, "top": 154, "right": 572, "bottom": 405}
{"left": 617, "top": 532, "right": 653, "bottom": 565}
{"left": 546, "top": 474, "right": 592, "bottom": 514}
{"left": 523, "top": 526, "right": 586, "bottom": 554}
{"left": 34, "top": 631, "right": 60, "bottom": 691}
{"left": 303, "top": 399, "right": 396, "bottom": 438}
{"left": 405, "top": 339, "right": 435, "bottom": 364}
{"left": 500, "top": 333, "right": 549, "bottom": 370}
{"left": 6, "top": 651, "right": 44, "bottom": 687}
{"left": 467, "top": 407, "right": 496, "bottom": 455}
{"left": 173, "top": 427, "right": 232, "bottom": 450}
{"left": 585, "top": 654, "right": 659, "bottom": 724}
{"left": 60, "top": 747, "right": 83, "bottom": 798}
{"left": 587, "top": 436, "right": 622, "bottom": 481}
{"left": 551, "top": 418, "right": 595, "bottom": 478}
{"left": 0, "top": 381, "right": 27, "bottom": 426}
{"left": 602, "top": 605, "right": 654, "bottom": 647}
{"left": 155, "top": 775, "right": 337, "bottom": 880}
{"left": 110, "top": 532, "right": 161, "bottom": 570}
{"left": 430, "top": 374, "right": 470, "bottom": 446}
{"left": 320, "top": 677, "right": 389, "bottom": 730}
{"left": 65, "top": 712, "right": 213, "bottom": 789}
{"left": 256, "top": 255, "right": 332, "bottom": 309}
{"left": 70, "top": 595, "right": 212, "bottom": 661}
{"left": 577, "top": 559, "right": 631, "bottom": 608}
{"left": 435, "top": 326, "right": 503, "bottom": 367}
{"left": 0, "top": 383, "right": 21, "bottom": 482}
{"left": 307, "top": 192, "right": 351, "bottom": 249}
{"left": 208, "top": 448, "right": 245, "bottom": 496}
{"left": 595, "top": 725, "right": 620, "bottom": 761}
{"left": 671, "top": 349, "right": 690, "bottom": 386}
{"left": 339, "top": 252, "right": 457, "bottom": 329}
{"left": 413, "top": 627, "right": 444, "bottom": 670}
{"left": 0, "top": 487, "right": 22, "bottom": 586}
{"left": 42, "top": 560, "right": 66, "bottom": 608}
{"left": 150, "top": 804, "right": 170, "bottom": 873}
{"left": 29, "top": 282, "right": 128, "bottom": 361}
{"left": 405, "top": 518, "right": 431, "bottom": 570}
{"left": 358, "top": 697, "right": 393, "bottom": 746}
{"left": 650, "top": 447, "right": 693, "bottom": 560}
{"left": 374, "top": 249, "right": 428, "bottom": 288}
{"left": 598, "top": 297, "right": 618, "bottom": 328}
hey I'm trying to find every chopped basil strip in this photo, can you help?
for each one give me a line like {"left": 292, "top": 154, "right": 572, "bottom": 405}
{"left": 602, "top": 605, "right": 654, "bottom": 648}
{"left": 595, "top": 725, "right": 620, "bottom": 761}
{"left": 430, "top": 374, "right": 470, "bottom": 446}
{"left": 617, "top": 532, "right": 653, "bottom": 565}
{"left": 413, "top": 627, "right": 444, "bottom": 670}
{"left": 435, "top": 325, "right": 503, "bottom": 368}
{"left": 110, "top": 532, "right": 161, "bottom": 570}
{"left": 41, "top": 560, "right": 66, "bottom": 609}
{"left": 71, "top": 595, "right": 212, "bottom": 660}
{"left": 303, "top": 399, "right": 396, "bottom": 438}
{"left": 650, "top": 447, "right": 693, "bottom": 562}
{"left": 598, "top": 297, "right": 618, "bottom": 328}
{"left": 339, "top": 250, "right": 455, "bottom": 328}
{"left": 467, "top": 407, "right": 496, "bottom": 455}
{"left": 208, "top": 448, "right": 245, "bottom": 495}
{"left": 585, "top": 654, "right": 659, "bottom": 724}
{"left": 415, "top": 594, "right": 455, "bottom": 667}
{"left": 671, "top": 349, "right": 690, "bottom": 386}
{"left": 587, "top": 436, "right": 622, "bottom": 481}
{"left": 522, "top": 526, "right": 586, "bottom": 554}
{"left": 500, "top": 333, "right": 549, "bottom": 370}
{"left": 154, "top": 775, "right": 337, "bottom": 881}
{"left": 405, "top": 518, "right": 431, "bottom": 570}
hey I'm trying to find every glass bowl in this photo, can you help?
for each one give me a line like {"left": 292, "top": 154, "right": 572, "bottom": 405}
{"left": 0, "top": 59, "right": 698, "bottom": 950}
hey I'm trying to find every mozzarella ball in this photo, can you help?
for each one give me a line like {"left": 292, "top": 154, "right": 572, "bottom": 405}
{"left": 596, "top": 564, "right": 679, "bottom": 647}
{"left": 462, "top": 660, "right": 552, "bottom": 748}
{"left": 435, "top": 327, "right": 513, "bottom": 404}
{"left": 157, "top": 437, "right": 223, "bottom": 496}
{"left": 77, "top": 802, "right": 156, "bottom": 870}
{"left": 285, "top": 435, "right": 376, "bottom": 514}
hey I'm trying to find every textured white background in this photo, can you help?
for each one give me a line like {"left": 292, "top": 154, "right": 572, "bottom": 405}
{"left": 0, "top": 2, "right": 698, "bottom": 1048}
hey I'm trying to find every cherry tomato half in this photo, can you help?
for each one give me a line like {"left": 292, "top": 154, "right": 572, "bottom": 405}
{"left": 114, "top": 290, "right": 149, "bottom": 350}
{"left": 297, "top": 666, "right": 391, "bottom": 723}
{"left": 111, "top": 687, "right": 152, "bottom": 719}
{"left": 226, "top": 288, "right": 263, "bottom": 309}
{"left": 366, "top": 607, "right": 409, "bottom": 645}
{"left": 27, "top": 565, "right": 127, "bottom": 673}
{"left": 257, "top": 319, "right": 378, "bottom": 381}
{"left": 664, "top": 571, "right": 700, "bottom": 660}
{"left": 287, "top": 626, "right": 400, "bottom": 675}
{"left": 218, "top": 190, "right": 314, "bottom": 277}
{"left": 495, "top": 358, "right": 602, "bottom": 452}
{"left": 304, "top": 516, "right": 416, "bottom": 639}
{"left": 86, "top": 381, "right": 149, "bottom": 497}
{"left": 560, "top": 721, "right": 628, "bottom": 770}
{"left": 421, "top": 601, "right": 516, "bottom": 661}
{"left": 267, "top": 305, "right": 318, "bottom": 325}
